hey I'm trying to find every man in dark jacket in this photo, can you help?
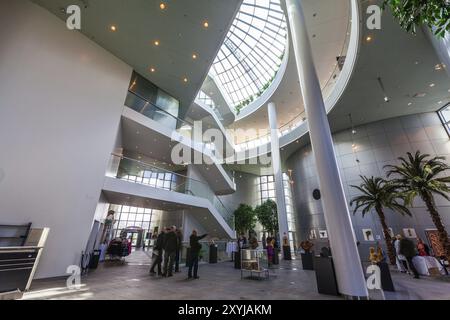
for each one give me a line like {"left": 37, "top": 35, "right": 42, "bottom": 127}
{"left": 188, "top": 229, "right": 208, "bottom": 279}
{"left": 400, "top": 237, "right": 420, "bottom": 279}
{"left": 162, "top": 226, "right": 178, "bottom": 277}
{"left": 149, "top": 230, "right": 165, "bottom": 276}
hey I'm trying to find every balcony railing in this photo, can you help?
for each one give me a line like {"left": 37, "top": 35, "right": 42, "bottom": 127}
{"left": 107, "top": 154, "right": 234, "bottom": 230}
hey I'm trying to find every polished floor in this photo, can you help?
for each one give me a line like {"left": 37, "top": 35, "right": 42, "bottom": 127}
{"left": 22, "top": 250, "right": 450, "bottom": 300}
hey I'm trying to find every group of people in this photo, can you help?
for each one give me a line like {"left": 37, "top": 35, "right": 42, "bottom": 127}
{"left": 393, "top": 235, "right": 426, "bottom": 279}
{"left": 237, "top": 233, "right": 281, "bottom": 267}
{"left": 149, "top": 226, "right": 207, "bottom": 279}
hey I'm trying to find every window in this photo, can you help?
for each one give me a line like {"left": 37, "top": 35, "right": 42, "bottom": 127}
{"left": 438, "top": 103, "right": 450, "bottom": 137}
{"left": 109, "top": 204, "right": 162, "bottom": 241}
{"left": 210, "top": 0, "right": 287, "bottom": 110}
{"left": 257, "top": 173, "right": 297, "bottom": 250}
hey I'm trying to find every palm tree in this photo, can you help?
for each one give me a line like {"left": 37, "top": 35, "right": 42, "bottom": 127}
{"left": 350, "top": 176, "right": 412, "bottom": 265}
{"left": 385, "top": 151, "right": 450, "bottom": 262}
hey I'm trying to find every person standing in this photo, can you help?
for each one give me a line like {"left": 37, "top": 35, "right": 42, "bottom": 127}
{"left": 394, "top": 235, "right": 408, "bottom": 273}
{"left": 417, "top": 238, "right": 430, "bottom": 256}
{"left": 149, "top": 230, "right": 165, "bottom": 276}
{"left": 282, "top": 232, "right": 291, "bottom": 260}
{"left": 174, "top": 228, "right": 183, "bottom": 273}
{"left": 399, "top": 236, "right": 420, "bottom": 279}
{"left": 188, "top": 230, "right": 207, "bottom": 279}
{"left": 162, "top": 226, "right": 178, "bottom": 277}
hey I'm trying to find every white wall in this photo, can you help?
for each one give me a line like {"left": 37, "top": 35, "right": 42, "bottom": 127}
{"left": 0, "top": 0, "right": 132, "bottom": 278}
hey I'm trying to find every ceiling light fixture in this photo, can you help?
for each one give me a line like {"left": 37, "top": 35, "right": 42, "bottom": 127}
{"left": 159, "top": 3, "right": 166, "bottom": 10}
{"left": 366, "top": 36, "right": 372, "bottom": 42}
{"left": 150, "top": 67, "right": 156, "bottom": 73}
{"left": 430, "top": 83, "right": 435, "bottom": 87}
{"left": 110, "top": 25, "right": 117, "bottom": 32}
{"left": 154, "top": 40, "right": 160, "bottom": 46}
{"left": 183, "top": 77, "right": 188, "bottom": 83}
{"left": 203, "top": 21, "right": 209, "bottom": 28}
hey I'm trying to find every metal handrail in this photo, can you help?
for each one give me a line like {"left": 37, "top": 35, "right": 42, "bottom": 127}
{"left": 112, "top": 154, "right": 234, "bottom": 224}
{"left": 126, "top": 90, "right": 194, "bottom": 128}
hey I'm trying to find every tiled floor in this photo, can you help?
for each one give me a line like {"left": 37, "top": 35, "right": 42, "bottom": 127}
{"left": 22, "top": 250, "right": 450, "bottom": 300}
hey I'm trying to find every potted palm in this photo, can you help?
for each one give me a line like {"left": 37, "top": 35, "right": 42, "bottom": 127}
{"left": 350, "top": 176, "right": 412, "bottom": 265}
{"left": 385, "top": 151, "right": 450, "bottom": 262}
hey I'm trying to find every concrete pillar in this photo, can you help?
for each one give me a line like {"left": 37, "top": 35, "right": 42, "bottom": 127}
{"left": 285, "top": 0, "right": 368, "bottom": 298}
{"left": 267, "top": 102, "right": 289, "bottom": 248}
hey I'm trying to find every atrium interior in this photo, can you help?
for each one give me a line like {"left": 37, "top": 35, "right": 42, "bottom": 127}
{"left": 1, "top": 0, "right": 450, "bottom": 301}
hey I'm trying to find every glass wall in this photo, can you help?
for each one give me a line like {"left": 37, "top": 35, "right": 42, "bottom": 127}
{"left": 125, "top": 71, "right": 180, "bottom": 129}
{"left": 256, "top": 174, "right": 297, "bottom": 251}
{"left": 438, "top": 103, "right": 450, "bottom": 137}
{"left": 109, "top": 204, "right": 162, "bottom": 247}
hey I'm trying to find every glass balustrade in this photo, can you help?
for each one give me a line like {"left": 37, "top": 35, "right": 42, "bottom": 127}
{"left": 107, "top": 154, "right": 234, "bottom": 229}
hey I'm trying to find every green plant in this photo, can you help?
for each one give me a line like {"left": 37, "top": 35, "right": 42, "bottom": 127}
{"left": 385, "top": 151, "right": 450, "bottom": 261}
{"left": 350, "top": 176, "right": 412, "bottom": 265}
{"left": 255, "top": 199, "right": 279, "bottom": 236}
{"left": 383, "top": 0, "right": 450, "bottom": 37}
{"left": 233, "top": 204, "right": 257, "bottom": 235}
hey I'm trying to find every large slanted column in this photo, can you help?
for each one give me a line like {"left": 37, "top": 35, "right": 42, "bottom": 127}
{"left": 285, "top": 0, "right": 368, "bottom": 298}
{"left": 267, "top": 102, "right": 289, "bottom": 248}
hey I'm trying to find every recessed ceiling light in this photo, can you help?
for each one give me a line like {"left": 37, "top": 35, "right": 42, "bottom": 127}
{"left": 408, "top": 102, "right": 412, "bottom": 106}
{"left": 366, "top": 36, "right": 372, "bottom": 42}
{"left": 183, "top": 77, "right": 188, "bottom": 83}
{"left": 159, "top": 2, "right": 166, "bottom": 10}
{"left": 154, "top": 40, "right": 160, "bottom": 46}
{"left": 203, "top": 21, "right": 209, "bottom": 28}
{"left": 384, "top": 96, "right": 390, "bottom": 102}
{"left": 110, "top": 25, "right": 117, "bottom": 32}
{"left": 150, "top": 67, "right": 156, "bottom": 73}
{"left": 438, "top": 101, "right": 443, "bottom": 104}
{"left": 430, "top": 83, "right": 435, "bottom": 87}
{"left": 192, "top": 53, "right": 198, "bottom": 59}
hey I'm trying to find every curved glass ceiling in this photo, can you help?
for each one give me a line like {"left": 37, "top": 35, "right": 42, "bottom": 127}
{"left": 210, "top": 0, "right": 287, "bottom": 111}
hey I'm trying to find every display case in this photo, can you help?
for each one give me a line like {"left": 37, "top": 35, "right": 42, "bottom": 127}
{"left": 240, "top": 249, "right": 270, "bottom": 279}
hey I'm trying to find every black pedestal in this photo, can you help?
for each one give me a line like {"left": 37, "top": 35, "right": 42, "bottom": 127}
{"left": 273, "top": 249, "right": 279, "bottom": 265}
{"left": 377, "top": 262, "right": 395, "bottom": 292}
{"left": 301, "top": 252, "right": 314, "bottom": 270}
{"left": 186, "top": 248, "right": 192, "bottom": 266}
{"left": 234, "top": 251, "right": 241, "bottom": 269}
{"left": 283, "top": 246, "right": 292, "bottom": 260}
{"left": 89, "top": 250, "right": 101, "bottom": 269}
{"left": 209, "top": 245, "right": 218, "bottom": 264}
{"left": 314, "top": 256, "right": 339, "bottom": 296}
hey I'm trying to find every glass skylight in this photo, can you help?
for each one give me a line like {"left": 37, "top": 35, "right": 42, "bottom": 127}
{"left": 210, "top": 0, "right": 287, "bottom": 112}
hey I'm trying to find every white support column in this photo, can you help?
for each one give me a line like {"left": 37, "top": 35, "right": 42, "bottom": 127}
{"left": 268, "top": 102, "right": 289, "bottom": 248}
{"left": 285, "top": 0, "right": 368, "bottom": 298}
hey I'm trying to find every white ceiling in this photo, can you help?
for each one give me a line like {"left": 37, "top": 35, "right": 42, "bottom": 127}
{"left": 229, "top": 0, "right": 351, "bottom": 143}
{"left": 280, "top": 0, "right": 450, "bottom": 162}
{"left": 32, "top": 0, "right": 242, "bottom": 110}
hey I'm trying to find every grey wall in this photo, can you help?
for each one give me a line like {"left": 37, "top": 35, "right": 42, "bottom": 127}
{"left": 286, "top": 112, "right": 450, "bottom": 259}
{"left": 218, "top": 171, "right": 259, "bottom": 213}
{"left": 0, "top": 1, "right": 132, "bottom": 277}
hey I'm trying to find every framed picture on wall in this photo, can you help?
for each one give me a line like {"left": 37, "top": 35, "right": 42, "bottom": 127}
{"left": 403, "top": 228, "right": 417, "bottom": 239}
{"left": 425, "top": 229, "right": 445, "bottom": 257}
{"left": 318, "top": 229, "right": 328, "bottom": 239}
{"left": 309, "top": 229, "right": 317, "bottom": 240}
{"left": 362, "top": 228, "right": 374, "bottom": 241}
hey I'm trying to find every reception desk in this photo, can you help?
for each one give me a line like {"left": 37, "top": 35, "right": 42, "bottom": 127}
{"left": 0, "top": 246, "right": 43, "bottom": 294}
